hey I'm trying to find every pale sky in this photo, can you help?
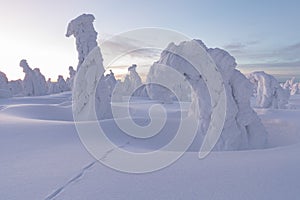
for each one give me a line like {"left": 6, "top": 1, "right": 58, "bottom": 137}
{"left": 0, "top": 0, "right": 300, "bottom": 81}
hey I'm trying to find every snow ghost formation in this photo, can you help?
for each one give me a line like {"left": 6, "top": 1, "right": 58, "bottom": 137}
{"left": 8, "top": 79, "right": 23, "bottom": 96}
{"left": 48, "top": 75, "right": 70, "bottom": 94}
{"left": 66, "top": 14, "right": 98, "bottom": 70}
{"left": 120, "top": 64, "right": 147, "bottom": 97}
{"left": 147, "top": 40, "right": 267, "bottom": 150}
{"left": 0, "top": 71, "right": 12, "bottom": 98}
{"left": 57, "top": 75, "right": 69, "bottom": 93}
{"left": 282, "top": 77, "right": 300, "bottom": 95}
{"left": 67, "top": 14, "right": 113, "bottom": 120}
{"left": 127, "top": 64, "right": 142, "bottom": 87}
{"left": 47, "top": 78, "right": 55, "bottom": 94}
{"left": 33, "top": 68, "right": 48, "bottom": 95}
{"left": 290, "top": 82, "right": 300, "bottom": 95}
{"left": 147, "top": 59, "right": 191, "bottom": 103}
{"left": 248, "top": 71, "right": 290, "bottom": 109}
{"left": 19, "top": 59, "right": 47, "bottom": 96}
{"left": 66, "top": 66, "right": 76, "bottom": 90}
{"left": 105, "top": 70, "right": 117, "bottom": 93}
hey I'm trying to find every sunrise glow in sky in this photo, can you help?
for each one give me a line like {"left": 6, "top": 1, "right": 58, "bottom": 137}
{"left": 1, "top": 0, "right": 300, "bottom": 81}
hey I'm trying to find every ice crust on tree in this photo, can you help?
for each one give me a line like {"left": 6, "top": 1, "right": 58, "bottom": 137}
{"left": 248, "top": 71, "right": 290, "bottom": 109}
{"left": 0, "top": 71, "right": 12, "bottom": 98}
{"left": 68, "top": 14, "right": 113, "bottom": 120}
{"left": 147, "top": 39, "right": 267, "bottom": 150}
{"left": 19, "top": 59, "right": 47, "bottom": 96}
{"left": 66, "top": 14, "right": 98, "bottom": 70}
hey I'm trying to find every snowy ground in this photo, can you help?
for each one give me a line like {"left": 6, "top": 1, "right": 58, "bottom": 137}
{"left": 1, "top": 93, "right": 300, "bottom": 200}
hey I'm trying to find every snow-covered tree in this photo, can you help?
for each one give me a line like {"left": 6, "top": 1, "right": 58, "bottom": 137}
{"left": 47, "top": 76, "right": 70, "bottom": 94}
{"left": 146, "top": 40, "right": 267, "bottom": 150}
{"left": 281, "top": 77, "right": 300, "bottom": 95}
{"left": 8, "top": 79, "right": 23, "bottom": 96}
{"left": 0, "top": 71, "right": 12, "bottom": 98}
{"left": 121, "top": 64, "right": 148, "bottom": 97}
{"left": 66, "top": 66, "right": 76, "bottom": 90}
{"left": 33, "top": 68, "right": 48, "bottom": 95}
{"left": 68, "top": 14, "right": 113, "bottom": 120}
{"left": 248, "top": 71, "right": 290, "bottom": 109}
{"left": 66, "top": 14, "right": 98, "bottom": 70}
{"left": 19, "top": 59, "right": 47, "bottom": 96}
{"left": 105, "top": 70, "right": 117, "bottom": 93}
{"left": 56, "top": 75, "right": 69, "bottom": 93}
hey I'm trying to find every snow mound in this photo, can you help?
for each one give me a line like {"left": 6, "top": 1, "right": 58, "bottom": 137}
{"left": 248, "top": 71, "right": 290, "bottom": 109}
{"left": 146, "top": 39, "right": 267, "bottom": 150}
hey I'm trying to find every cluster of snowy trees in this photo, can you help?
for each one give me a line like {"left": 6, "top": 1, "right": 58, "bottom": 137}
{"left": 0, "top": 60, "right": 75, "bottom": 98}
{"left": 112, "top": 64, "right": 148, "bottom": 99}
{"left": 67, "top": 12, "right": 269, "bottom": 151}
{"left": 2, "top": 13, "right": 298, "bottom": 151}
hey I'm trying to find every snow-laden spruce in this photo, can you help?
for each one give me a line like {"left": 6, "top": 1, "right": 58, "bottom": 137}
{"left": 19, "top": 59, "right": 48, "bottom": 96}
{"left": 66, "top": 14, "right": 98, "bottom": 71}
{"left": 147, "top": 40, "right": 267, "bottom": 150}
{"left": 0, "top": 71, "right": 12, "bottom": 98}
{"left": 68, "top": 14, "right": 113, "bottom": 120}
{"left": 248, "top": 71, "right": 290, "bottom": 109}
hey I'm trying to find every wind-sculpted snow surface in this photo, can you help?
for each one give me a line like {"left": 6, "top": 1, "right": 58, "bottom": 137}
{"left": 0, "top": 71, "right": 12, "bottom": 98}
{"left": 19, "top": 59, "right": 47, "bottom": 96}
{"left": 147, "top": 40, "right": 267, "bottom": 150}
{"left": 248, "top": 71, "right": 290, "bottom": 109}
{"left": 66, "top": 14, "right": 98, "bottom": 70}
